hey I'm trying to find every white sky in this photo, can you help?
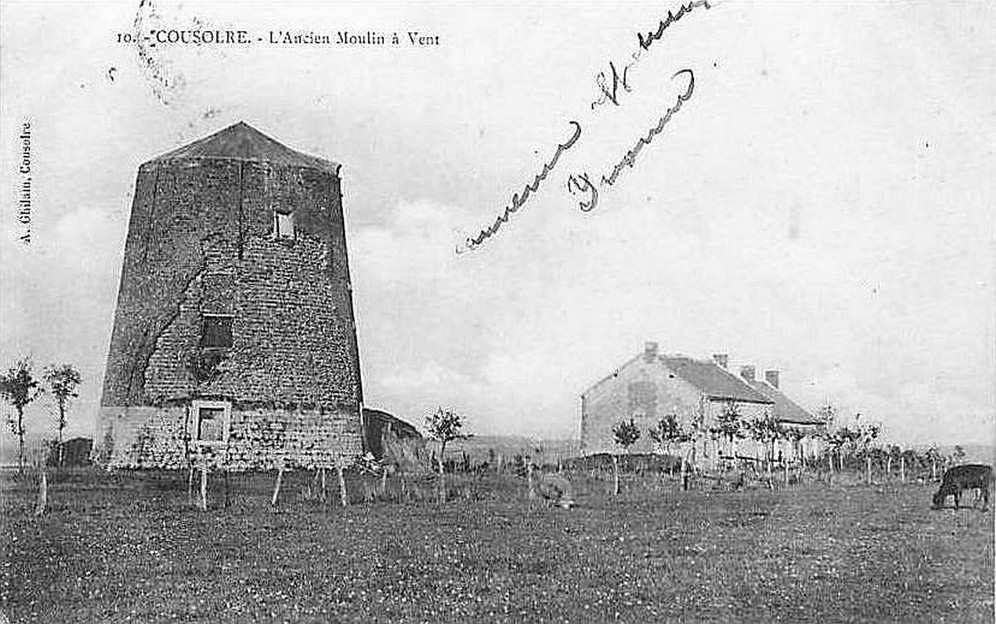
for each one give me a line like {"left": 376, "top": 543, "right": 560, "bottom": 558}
{"left": 1, "top": 0, "right": 994, "bottom": 447}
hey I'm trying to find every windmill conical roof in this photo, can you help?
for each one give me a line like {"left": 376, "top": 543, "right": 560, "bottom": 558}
{"left": 146, "top": 121, "right": 340, "bottom": 173}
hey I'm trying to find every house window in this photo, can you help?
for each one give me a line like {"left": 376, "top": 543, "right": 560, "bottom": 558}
{"left": 274, "top": 211, "right": 295, "bottom": 239}
{"left": 201, "top": 314, "right": 234, "bottom": 349}
{"left": 192, "top": 400, "right": 230, "bottom": 444}
{"left": 628, "top": 381, "right": 657, "bottom": 420}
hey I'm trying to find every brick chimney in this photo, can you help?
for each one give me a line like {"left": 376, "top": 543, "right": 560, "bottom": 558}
{"left": 644, "top": 341, "right": 659, "bottom": 362}
{"left": 739, "top": 365, "right": 756, "bottom": 382}
{"left": 765, "top": 370, "right": 780, "bottom": 389}
{"left": 712, "top": 353, "right": 728, "bottom": 369}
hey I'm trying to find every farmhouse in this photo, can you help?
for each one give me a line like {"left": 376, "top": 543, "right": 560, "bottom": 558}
{"left": 96, "top": 122, "right": 364, "bottom": 470}
{"left": 580, "top": 342, "right": 822, "bottom": 466}
{"left": 738, "top": 366, "right": 824, "bottom": 461}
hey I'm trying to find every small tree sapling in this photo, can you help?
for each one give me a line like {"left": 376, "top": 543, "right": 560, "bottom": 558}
{"left": 43, "top": 363, "right": 81, "bottom": 468}
{"left": 0, "top": 358, "right": 41, "bottom": 474}
{"left": 425, "top": 407, "right": 468, "bottom": 502}
{"left": 611, "top": 418, "right": 641, "bottom": 495}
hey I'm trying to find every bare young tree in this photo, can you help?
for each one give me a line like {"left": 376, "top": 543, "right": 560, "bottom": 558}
{"left": 425, "top": 407, "right": 468, "bottom": 502}
{"left": 647, "top": 413, "right": 682, "bottom": 457}
{"left": 43, "top": 364, "right": 82, "bottom": 467}
{"left": 827, "top": 415, "right": 878, "bottom": 474}
{"left": 710, "top": 401, "right": 745, "bottom": 462}
{"left": 925, "top": 445, "right": 942, "bottom": 481}
{"left": 857, "top": 419, "right": 881, "bottom": 459}
{"left": 612, "top": 418, "right": 641, "bottom": 454}
{"left": 785, "top": 427, "right": 807, "bottom": 467}
{"left": 816, "top": 402, "right": 840, "bottom": 473}
{"left": 610, "top": 418, "right": 641, "bottom": 495}
{"left": 747, "top": 412, "right": 784, "bottom": 482}
{"left": 817, "top": 402, "right": 837, "bottom": 430}
{"left": 886, "top": 444, "right": 902, "bottom": 477}
{"left": 828, "top": 428, "right": 853, "bottom": 473}
{"left": 0, "top": 358, "right": 41, "bottom": 473}
{"left": 648, "top": 413, "right": 694, "bottom": 480}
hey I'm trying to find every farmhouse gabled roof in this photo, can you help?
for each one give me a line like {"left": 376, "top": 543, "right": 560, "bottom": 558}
{"left": 146, "top": 121, "right": 341, "bottom": 173}
{"left": 660, "top": 356, "right": 773, "bottom": 404}
{"left": 745, "top": 379, "right": 822, "bottom": 425}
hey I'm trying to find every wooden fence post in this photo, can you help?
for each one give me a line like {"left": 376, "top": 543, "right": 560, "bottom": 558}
{"left": 900, "top": 456, "right": 906, "bottom": 483}
{"left": 337, "top": 462, "right": 349, "bottom": 507}
{"left": 866, "top": 455, "right": 872, "bottom": 486}
{"left": 271, "top": 467, "right": 284, "bottom": 507}
{"left": 35, "top": 470, "right": 48, "bottom": 517}
{"left": 187, "top": 465, "right": 194, "bottom": 506}
{"left": 613, "top": 455, "right": 620, "bottom": 496}
{"left": 199, "top": 466, "right": 208, "bottom": 511}
{"left": 321, "top": 467, "right": 329, "bottom": 511}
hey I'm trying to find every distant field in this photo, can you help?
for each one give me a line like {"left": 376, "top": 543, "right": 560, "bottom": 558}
{"left": 938, "top": 445, "right": 996, "bottom": 465}
{"left": 1, "top": 469, "right": 993, "bottom": 623}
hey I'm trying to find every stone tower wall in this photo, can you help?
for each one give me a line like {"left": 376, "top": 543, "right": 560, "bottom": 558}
{"left": 98, "top": 152, "right": 363, "bottom": 469}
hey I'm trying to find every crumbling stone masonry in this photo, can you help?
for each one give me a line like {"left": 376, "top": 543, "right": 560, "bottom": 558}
{"left": 96, "top": 122, "right": 364, "bottom": 470}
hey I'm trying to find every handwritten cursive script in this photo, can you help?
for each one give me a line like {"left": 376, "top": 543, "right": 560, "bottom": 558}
{"left": 638, "top": 0, "right": 713, "bottom": 51}
{"left": 463, "top": 121, "right": 582, "bottom": 251}
{"left": 462, "top": 1, "right": 718, "bottom": 252}
{"left": 568, "top": 69, "right": 695, "bottom": 213}
{"left": 591, "top": 54, "right": 641, "bottom": 111}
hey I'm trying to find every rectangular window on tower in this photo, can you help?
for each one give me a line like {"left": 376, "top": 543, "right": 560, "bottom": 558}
{"left": 201, "top": 314, "right": 234, "bottom": 349}
{"left": 274, "top": 210, "right": 295, "bottom": 239}
{"left": 192, "top": 400, "right": 231, "bottom": 445}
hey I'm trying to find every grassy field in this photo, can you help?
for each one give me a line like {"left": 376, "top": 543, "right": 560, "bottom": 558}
{"left": 1, "top": 469, "right": 992, "bottom": 623}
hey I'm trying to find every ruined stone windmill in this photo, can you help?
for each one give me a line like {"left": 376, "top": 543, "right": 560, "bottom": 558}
{"left": 96, "top": 122, "right": 364, "bottom": 471}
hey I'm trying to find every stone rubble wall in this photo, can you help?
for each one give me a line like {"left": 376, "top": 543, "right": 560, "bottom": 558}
{"left": 102, "top": 159, "right": 359, "bottom": 409}
{"left": 98, "top": 404, "right": 362, "bottom": 470}
{"left": 97, "top": 152, "right": 363, "bottom": 469}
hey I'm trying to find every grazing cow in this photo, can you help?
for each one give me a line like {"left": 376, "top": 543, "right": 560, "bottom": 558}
{"left": 931, "top": 464, "right": 993, "bottom": 510}
{"left": 536, "top": 472, "right": 575, "bottom": 509}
